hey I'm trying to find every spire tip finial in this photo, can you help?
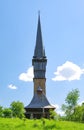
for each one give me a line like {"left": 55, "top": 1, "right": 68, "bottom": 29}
{"left": 38, "top": 10, "right": 40, "bottom": 17}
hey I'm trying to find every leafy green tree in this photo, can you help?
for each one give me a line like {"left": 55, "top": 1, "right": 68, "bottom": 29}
{"left": 81, "top": 103, "right": 84, "bottom": 122}
{"left": 10, "top": 101, "right": 25, "bottom": 118}
{"left": 71, "top": 103, "right": 84, "bottom": 122}
{"left": 3, "top": 108, "right": 12, "bottom": 118}
{"left": 65, "top": 89, "right": 79, "bottom": 107}
{"left": 0, "top": 106, "right": 3, "bottom": 117}
{"left": 62, "top": 89, "right": 79, "bottom": 120}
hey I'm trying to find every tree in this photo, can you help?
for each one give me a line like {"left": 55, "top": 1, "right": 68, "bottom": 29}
{"left": 65, "top": 89, "right": 79, "bottom": 107}
{"left": 3, "top": 108, "right": 12, "bottom": 118}
{"left": 62, "top": 89, "right": 79, "bottom": 120}
{"left": 71, "top": 103, "right": 84, "bottom": 122}
{"left": 0, "top": 106, "right": 3, "bottom": 117}
{"left": 10, "top": 101, "right": 25, "bottom": 118}
{"left": 49, "top": 109, "right": 58, "bottom": 120}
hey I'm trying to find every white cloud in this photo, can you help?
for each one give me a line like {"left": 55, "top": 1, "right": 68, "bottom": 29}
{"left": 8, "top": 84, "right": 17, "bottom": 90}
{"left": 19, "top": 66, "right": 34, "bottom": 82}
{"left": 52, "top": 61, "right": 84, "bottom": 81}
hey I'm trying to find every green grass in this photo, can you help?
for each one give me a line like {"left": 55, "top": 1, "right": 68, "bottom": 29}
{"left": 0, "top": 118, "right": 84, "bottom": 130}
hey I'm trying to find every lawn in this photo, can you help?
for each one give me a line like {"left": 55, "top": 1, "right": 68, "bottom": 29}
{"left": 0, "top": 118, "right": 84, "bottom": 130}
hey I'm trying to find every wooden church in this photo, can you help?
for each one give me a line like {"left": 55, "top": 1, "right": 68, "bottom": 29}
{"left": 25, "top": 14, "right": 55, "bottom": 119}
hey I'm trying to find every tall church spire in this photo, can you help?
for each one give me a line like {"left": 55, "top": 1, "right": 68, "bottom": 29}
{"left": 25, "top": 14, "right": 55, "bottom": 119}
{"left": 34, "top": 13, "right": 45, "bottom": 58}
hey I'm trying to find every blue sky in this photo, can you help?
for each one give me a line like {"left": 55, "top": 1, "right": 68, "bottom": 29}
{"left": 0, "top": 0, "right": 84, "bottom": 114}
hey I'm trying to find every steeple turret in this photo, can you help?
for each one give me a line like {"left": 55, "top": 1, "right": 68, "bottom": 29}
{"left": 32, "top": 14, "right": 47, "bottom": 83}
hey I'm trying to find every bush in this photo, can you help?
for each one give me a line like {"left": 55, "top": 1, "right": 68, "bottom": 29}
{"left": 0, "top": 106, "right": 3, "bottom": 117}
{"left": 3, "top": 108, "right": 12, "bottom": 118}
{"left": 10, "top": 101, "right": 25, "bottom": 118}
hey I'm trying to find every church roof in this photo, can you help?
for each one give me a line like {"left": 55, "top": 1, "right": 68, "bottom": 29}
{"left": 34, "top": 13, "right": 46, "bottom": 59}
{"left": 25, "top": 93, "right": 55, "bottom": 109}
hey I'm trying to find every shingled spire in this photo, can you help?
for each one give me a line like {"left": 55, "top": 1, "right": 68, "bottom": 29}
{"left": 34, "top": 13, "right": 45, "bottom": 58}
